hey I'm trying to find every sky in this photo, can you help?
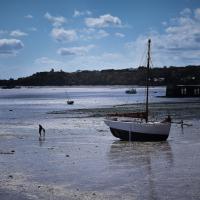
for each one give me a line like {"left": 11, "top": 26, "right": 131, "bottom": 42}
{"left": 0, "top": 0, "right": 200, "bottom": 79}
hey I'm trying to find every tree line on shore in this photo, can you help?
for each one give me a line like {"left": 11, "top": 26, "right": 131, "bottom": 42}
{"left": 0, "top": 65, "right": 200, "bottom": 86}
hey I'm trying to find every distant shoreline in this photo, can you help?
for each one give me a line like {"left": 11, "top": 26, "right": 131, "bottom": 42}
{"left": 1, "top": 65, "right": 200, "bottom": 86}
{"left": 0, "top": 85, "right": 166, "bottom": 88}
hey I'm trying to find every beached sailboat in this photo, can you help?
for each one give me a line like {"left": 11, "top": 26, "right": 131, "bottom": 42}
{"left": 104, "top": 39, "right": 171, "bottom": 141}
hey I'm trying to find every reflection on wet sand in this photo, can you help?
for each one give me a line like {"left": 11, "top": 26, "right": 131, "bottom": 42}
{"left": 109, "top": 141, "right": 173, "bottom": 165}
{"left": 39, "top": 136, "right": 45, "bottom": 147}
{"left": 108, "top": 141, "right": 173, "bottom": 199}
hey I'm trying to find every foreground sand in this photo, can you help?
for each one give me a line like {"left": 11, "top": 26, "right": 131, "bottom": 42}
{"left": 0, "top": 102, "right": 200, "bottom": 199}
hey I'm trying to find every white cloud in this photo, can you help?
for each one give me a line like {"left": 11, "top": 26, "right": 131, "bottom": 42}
{"left": 115, "top": 32, "right": 125, "bottom": 38}
{"left": 35, "top": 57, "right": 63, "bottom": 66}
{"left": 0, "top": 39, "right": 24, "bottom": 54}
{"left": 57, "top": 52, "right": 133, "bottom": 71}
{"left": 162, "top": 21, "right": 167, "bottom": 26}
{"left": 97, "top": 29, "right": 109, "bottom": 38}
{"left": 180, "top": 8, "right": 191, "bottom": 16}
{"left": 25, "top": 14, "right": 33, "bottom": 19}
{"left": 124, "top": 7, "right": 200, "bottom": 66}
{"left": 80, "top": 28, "right": 109, "bottom": 40}
{"left": 44, "top": 12, "right": 66, "bottom": 27}
{"left": 57, "top": 45, "right": 95, "bottom": 56}
{"left": 85, "top": 14, "right": 122, "bottom": 28}
{"left": 73, "top": 9, "right": 92, "bottom": 17}
{"left": 51, "top": 28, "right": 77, "bottom": 42}
{"left": 10, "top": 30, "right": 28, "bottom": 37}
{"left": 194, "top": 8, "right": 200, "bottom": 20}
{"left": 74, "top": 10, "right": 81, "bottom": 17}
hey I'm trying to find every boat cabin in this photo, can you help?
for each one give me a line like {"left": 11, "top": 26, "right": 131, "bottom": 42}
{"left": 166, "top": 85, "right": 200, "bottom": 97}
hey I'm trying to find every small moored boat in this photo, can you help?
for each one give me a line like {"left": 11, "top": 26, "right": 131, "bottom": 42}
{"left": 125, "top": 88, "right": 137, "bottom": 94}
{"left": 67, "top": 100, "right": 74, "bottom": 105}
{"left": 66, "top": 91, "right": 74, "bottom": 105}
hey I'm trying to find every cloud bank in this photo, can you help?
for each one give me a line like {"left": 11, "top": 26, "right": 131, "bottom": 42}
{"left": 35, "top": 57, "right": 63, "bottom": 66}
{"left": 0, "top": 39, "right": 24, "bottom": 54}
{"left": 51, "top": 28, "right": 77, "bottom": 42}
{"left": 125, "top": 7, "right": 200, "bottom": 66}
{"left": 73, "top": 9, "right": 92, "bottom": 17}
{"left": 115, "top": 32, "right": 125, "bottom": 38}
{"left": 44, "top": 12, "right": 66, "bottom": 27}
{"left": 57, "top": 45, "right": 95, "bottom": 56}
{"left": 80, "top": 28, "right": 109, "bottom": 40}
{"left": 24, "top": 14, "right": 33, "bottom": 19}
{"left": 85, "top": 14, "right": 122, "bottom": 28}
{"left": 10, "top": 30, "right": 28, "bottom": 37}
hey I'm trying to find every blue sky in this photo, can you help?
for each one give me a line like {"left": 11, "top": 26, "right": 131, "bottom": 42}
{"left": 0, "top": 0, "right": 200, "bottom": 79}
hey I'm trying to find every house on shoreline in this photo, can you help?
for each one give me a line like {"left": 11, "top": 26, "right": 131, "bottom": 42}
{"left": 166, "top": 85, "right": 200, "bottom": 97}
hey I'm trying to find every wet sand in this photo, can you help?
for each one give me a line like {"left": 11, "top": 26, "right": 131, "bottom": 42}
{"left": 0, "top": 102, "right": 200, "bottom": 199}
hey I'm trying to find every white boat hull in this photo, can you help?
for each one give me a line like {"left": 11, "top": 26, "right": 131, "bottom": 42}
{"left": 104, "top": 119, "right": 171, "bottom": 141}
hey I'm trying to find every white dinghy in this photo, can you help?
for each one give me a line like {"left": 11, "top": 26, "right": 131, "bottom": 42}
{"left": 104, "top": 39, "right": 171, "bottom": 141}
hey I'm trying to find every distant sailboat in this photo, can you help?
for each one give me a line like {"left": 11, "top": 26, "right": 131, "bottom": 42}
{"left": 104, "top": 39, "right": 171, "bottom": 141}
{"left": 66, "top": 91, "right": 74, "bottom": 105}
{"left": 125, "top": 88, "right": 137, "bottom": 94}
{"left": 67, "top": 100, "right": 74, "bottom": 105}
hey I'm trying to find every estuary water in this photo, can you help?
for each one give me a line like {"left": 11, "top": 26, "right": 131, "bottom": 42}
{"left": 0, "top": 86, "right": 200, "bottom": 200}
{"left": 0, "top": 86, "right": 198, "bottom": 109}
{"left": 0, "top": 86, "right": 199, "bottom": 120}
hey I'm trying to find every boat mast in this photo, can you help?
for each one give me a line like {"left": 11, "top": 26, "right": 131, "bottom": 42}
{"left": 145, "top": 39, "right": 151, "bottom": 122}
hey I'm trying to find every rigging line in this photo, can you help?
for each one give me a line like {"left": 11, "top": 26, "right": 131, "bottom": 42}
{"left": 138, "top": 47, "right": 148, "bottom": 67}
{"left": 150, "top": 57, "right": 154, "bottom": 68}
{"left": 142, "top": 44, "right": 149, "bottom": 66}
{"left": 148, "top": 44, "right": 154, "bottom": 68}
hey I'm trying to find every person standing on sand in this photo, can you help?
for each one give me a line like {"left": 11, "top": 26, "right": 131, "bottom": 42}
{"left": 39, "top": 124, "right": 45, "bottom": 137}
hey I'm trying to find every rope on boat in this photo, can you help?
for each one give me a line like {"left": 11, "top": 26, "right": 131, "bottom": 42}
{"left": 171, "top": 120, "right": 192, "bottom": 127}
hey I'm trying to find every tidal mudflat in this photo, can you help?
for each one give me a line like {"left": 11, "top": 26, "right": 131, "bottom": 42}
{"left": 0, "top": 87, "right": 200, "bottom": 200}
